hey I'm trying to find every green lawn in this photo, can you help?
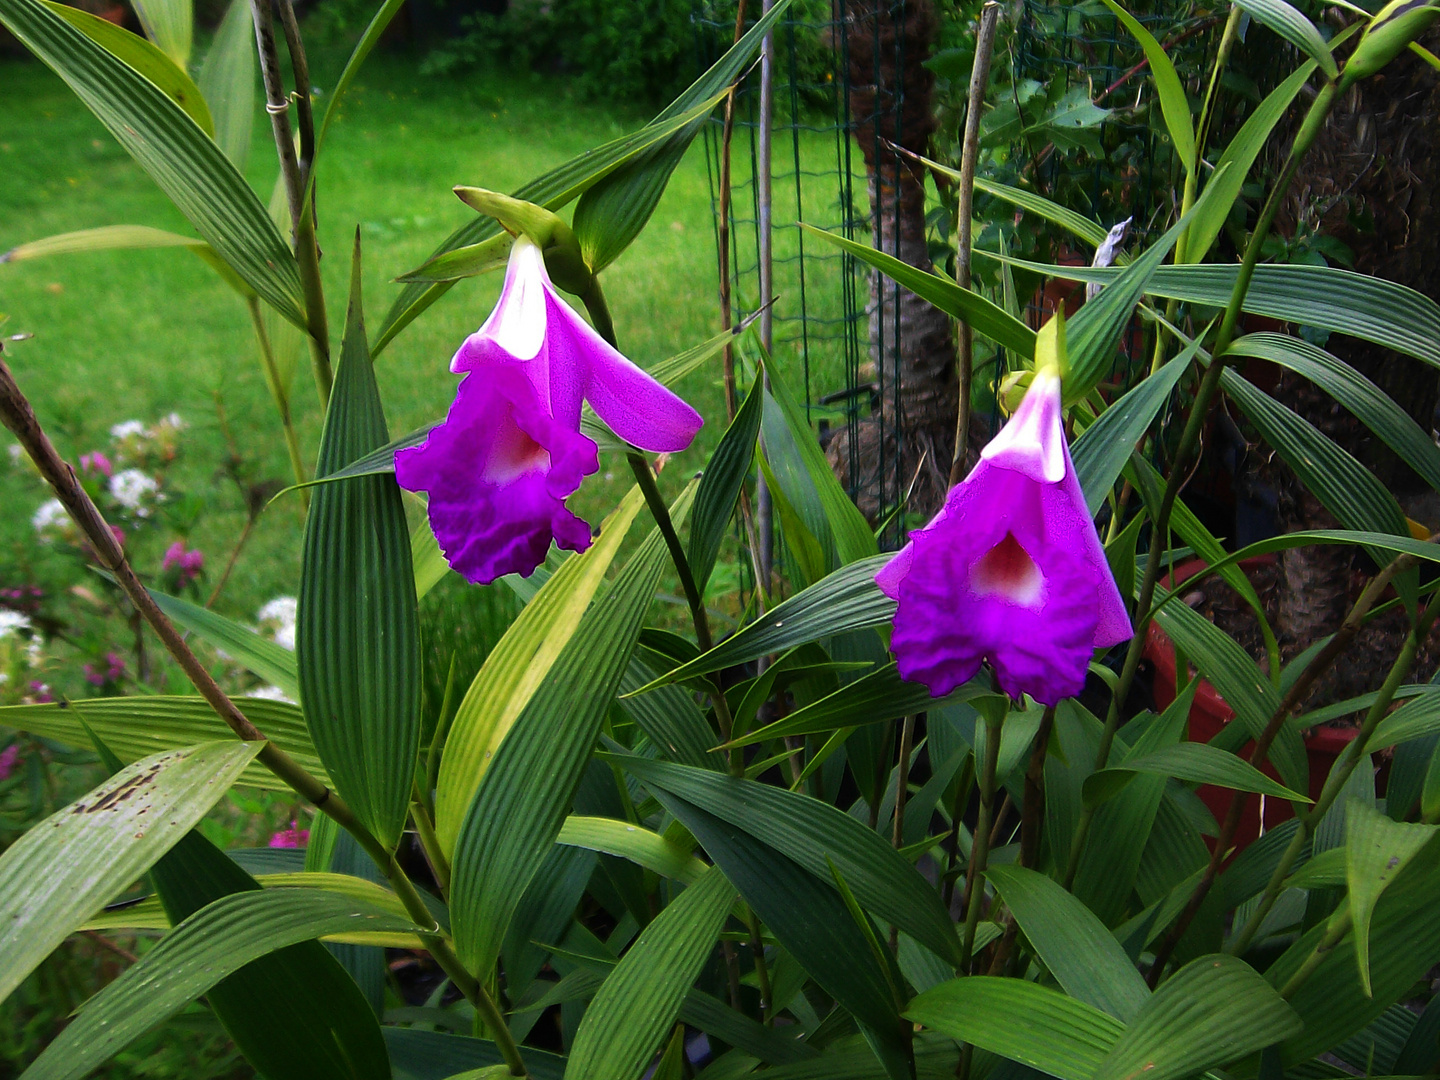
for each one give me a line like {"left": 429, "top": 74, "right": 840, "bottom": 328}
{"left": 0, "top": 51, "right": 729, "bottom": 626}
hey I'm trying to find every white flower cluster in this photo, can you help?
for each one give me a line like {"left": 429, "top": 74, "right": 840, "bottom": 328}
{"left": 248, "top": 684, "right": 296, "bottom": 704}
{"left": 109, "top": 468, "right": 160, "bottom": 517}
{"left": 258, "top": 596, "right": 298, "bottom": 651}
{"left": 0, "top": 610, "right": 31, "bottom": 639}
{"left": 31, "top": 499, "right": 76, "bottom": 544}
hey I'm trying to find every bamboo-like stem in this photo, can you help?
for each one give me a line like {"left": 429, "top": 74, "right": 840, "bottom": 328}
{"left": 1145, "top": 547, "right": 1424, "bottom": 983}
{"left": 410, "top": 797, "right": 452, "bottom": 895}
{"left": 0, "top": 351, "right": 526, "bottom": 1068}
{"left": 272, "top": 0, "right": 315, "bottom": 184}
{"left": 892, "top": 715, "right": 916, "bottom": 850}
{"left": 716, "top": 0, "right": 748, "bottom": 422}
{"left": 424, "top": 654, "right": 460, "bottom": 817}
{"left": 950, "top": 1, "right": 1002, "bottom": 487}
{"left": 245, "top": 296, "right": 308, "bottom": 495}
{"left": 1064, "top": 80, "right": 1342, "bottom": 888}
{"left": 1276, "top": 908, "right": 1352, "bottom": 1000}
{"left": 748, "top": 914, "right": 774, "bottom": 1026}
{"left": 1229, "top": 597, "right": 1440, "bottom": 958}
{"left": 960, "top": 716, "right": 1002, "bottom": 973}
{"left": 250, "top": 0, "right": 331, "bottom": 404}
{"left": 1020, "top": 707, "right": 1054, "bottom": 869}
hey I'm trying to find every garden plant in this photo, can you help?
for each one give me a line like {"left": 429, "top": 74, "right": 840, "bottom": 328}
{"left": 5, "top": 0, "right": 1440, "bottom": 1076}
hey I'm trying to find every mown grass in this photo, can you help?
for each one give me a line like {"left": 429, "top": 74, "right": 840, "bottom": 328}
{"left": 0, "top": 50, "right": 728, "bottom": 626}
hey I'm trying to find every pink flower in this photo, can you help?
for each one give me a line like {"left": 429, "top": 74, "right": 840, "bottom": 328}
{"left": 395, "top": 237, "right": 703, "bottom": 584}
{"left": 80, "top": 451, "right": 113, "bottom": 478}
{"left": 162, "top": 540, "right": 204, "bottom": 583}
{"left": 268, "top": 821, "right": 310, "bottom": 848}
{"left": 84, "top": 652, "right": 126, "bottom": 687}
{"left": 29, "top": 681, "right": 52, "bottom": 703}
{"left": 877, "top": 368, "right": 1132, "bottom": 706}
{"left": 109, "top": 525, "right": 125, "bottom": 549}
{"left": 0, "top": 744, "right": 19, "bottom": 780}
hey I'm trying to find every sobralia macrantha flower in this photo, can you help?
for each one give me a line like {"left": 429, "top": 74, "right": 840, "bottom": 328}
{"left": 395, "top": 237, "right": 702, "bottom": 584}
{"left": 876, "top": 367, "right": 1131, "bottom": 706}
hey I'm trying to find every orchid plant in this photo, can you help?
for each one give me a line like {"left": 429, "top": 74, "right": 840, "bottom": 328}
{"left": 4, "top": 0, "right": 1440, "bottom": 1077}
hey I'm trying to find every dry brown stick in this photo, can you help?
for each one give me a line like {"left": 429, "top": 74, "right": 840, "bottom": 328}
{"left": 83, "top": 930, "right": 139, "bottom": 965}
{"left": 950, "top": 1, "right": 1002, "bottom": 487}
{"left": 1144, "top": 543, "right": 1430, "bottom": 986}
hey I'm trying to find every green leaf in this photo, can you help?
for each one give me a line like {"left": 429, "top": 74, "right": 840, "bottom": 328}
{"left": 556, "top": 815, "right": 709, "bottom": 885}
{"left": 298, "top": 238, "right": 421, "bottom": 851}
{"left": 1097, "top": 0, "right": 1195, "bottom": 172}
{"left": 636, "top": 555, "right": 893, "bottom": 689}
{"left": 0, "top": 695, "right": 319, "bottom": 790}
{"left": 992, "top": 259, "right": 1440, "bottom": 371}
{"left": 0, "top": 0, "right": 307, "bottom": 326}
{"left": 448, "top": 485, "right": 693, "bottom": 978}
{"left": 20, "top": 888, "right": 422, "bottom": 1080}
{"left": 1091, "top": 955, "right": 1302, "bottom": 1080}
{"left": 374, "top": 0, "right": 791, "bottom": 352}
{"left": 0, "top": 741, "right": 262, "bottom": 1004}
{"left": 1235, "top": 0, "right": 1339, "bottom": 77}
{"left": 617, "top": 756, "right": 959, "bottom": 966}
{"left": 1371, "top": 689, "right": 1440, "bottom": 751}
{"left": 394, "top": 233, "right": 512, "bottom": 285}
{"left": 382, "top": 1029, "right": 566, "bottom": 1080}
{"left": 148, "top": 831, "right": 391, "bottom": 1080}
{"left": 146, "top": 586, "right": 300, "bottom": 700}
{"left": 906, "top": 977, "right": 1125, "bottom": 1080}
{"left": 617, "top": 654, "right": 720, "bottom": 770}
{"left": 435, "top": 486, "right": 647, "bottom": 854}
{"left": 690, "top": 372, "right": 763, "bottom": 592}
{"left": 197, "top": 0, "right": 255, "bottom": 171}
{"left": 724, "top": 662, "right": 981, "bottom": 748}
{"left": 1, "top": 224, "right": 203, "bottom": 263}
{"left": 411, "top": 509, "right": 450, "bottom": 600}
{"left": 800, "top": 223, "right": 1036, "bottom": 359}
{"left": 566, "top": 866, "right": 735, "bottom": 1080}
{"left": 1073, "top": 338, "right": 1200, "bottom": 515}
{"left": 972, "top": 175, "right": 1111, "bottom": 247}
{"left": 654, "top": 791, "right": 910, "bottom": 1067}
{"left": 43, "top": 2, "right": 206, "bottom": 132}
{"left": 568, "top": 0, "right": 797, "bottom": 274}
{"left": 1150, "top": 583, "right": 1307, "bottom": 792}
{"left": 1230, "top": 333, "right": 1440, "bottom": 492}
{"left": 127, "top": 0, "right": 189, "bottom": 65}
{"left": 1064, "top": 172, "right": 1227, "bottom": 403}
{"left": 764, "top": 349, "right": 877, "bottom": 567}
{"left": 1083, "top": 743, "right": 1310, "bottom": 809}
{"left": 1185, "top": 60, "right": 1316, "bottom": 262}
{"left": 1221, "top": 368, "right": 1411, "bottom": 569}
{"left": 1345, "top": 800, "right": 1437, "bottom": 997}
{"left": 984, "top": 864, "right": 1150, "bottom": 1022}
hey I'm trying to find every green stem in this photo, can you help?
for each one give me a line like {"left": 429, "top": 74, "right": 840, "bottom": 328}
{"left": 1277, "top": 909, "right": 1352, "bottom": 1000}
{"left": 961, "top": 716, "right": 1003, "bottom": 973}
{"left": 295, "top": 211, "right": 333, "bottom": 406}
{"left": 410, "top": 796, "right": 451, "bottom": 896}
{"left": 245, "top": 296, "right": 308, "bottom": 499}
{"left": 424, "top": 653, "right": 461, "bottom": 818}
{"left": 1065, "top": 77, "right": 1342, "bottom": 888}
{"left": 748, "top": 914, "right": 774, "bottom": 1026}
{"left": 1229, "top": 598, "right": 1440, "bottom": 956}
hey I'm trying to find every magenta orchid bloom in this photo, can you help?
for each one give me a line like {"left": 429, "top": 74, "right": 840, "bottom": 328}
{"left": 395, "top": 237, "right": 703, "bottom": 584}
{"left": 876, "top": 367, "right": 1131, "bottom": 706}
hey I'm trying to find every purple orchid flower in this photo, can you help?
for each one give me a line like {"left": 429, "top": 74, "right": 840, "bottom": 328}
{"left": 396, "top": 237, "right": 703, "bottom": 584}
{"left": 876, "top": 367, "right": 1131, "bottom": 706}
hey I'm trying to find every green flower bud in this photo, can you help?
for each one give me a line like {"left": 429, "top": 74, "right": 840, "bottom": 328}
{"left": 1340, "top": 0, "right": 1440, "bottom": 90}
{"left": 451, "top": 187, "right": 593, "bottom": 295}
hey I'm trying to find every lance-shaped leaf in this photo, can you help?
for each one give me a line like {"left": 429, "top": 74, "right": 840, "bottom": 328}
{"left": 566, "top": 866, "right": 736, "bottom": 1080}
{"left": 636, "top": 554, "right": 893, "bottom": 689}
{"left": 0, "top": 740, "right": 262, "bottom": 1004}
{"left": 298, "top": 238, "right": 421, "bottom": 851}
{"left": 198, "top": 0, "right": 255, "bottom": 170}
{"left": 655, "top": 790, "right": 911, "bottom": 1073}
{"left": 1236, "top": 0, "right": 1338, "bottom": 78}
{"left": 619, "top": 756, "right": 959, "bottom": 965}
{"left": 801, "top": 223, "right": 1036, "bottom": 359}
{"left": 1092, "top": 955, "right": 1301, "bottom": 1080}
{"left": 0, "top": 695, "right": 319, "bottom": 790}
{"left": 689, "top": 371, "right": 763, "bottom": 592}
{"left": 434, "top": 486, "right": 648, "bottom": 855}
{"left": 382, "top": 1028, "right": 567, "bottom": 1080}
{"left": 147, "top": 585, "right": 300, "bottom": 699}
{"left": 1345, "top": 800, "right": 1438, "bottom": 996}
{"left": 906, "top": 977, "right": 1125, "bottom": 1080}
{"left": 985, "top": 865, "right": 1150, "bottom": 1022}
{"left": 127, "top": 0, "right": 189, "bottom": 65}
{"left": 1082, "top": 742, "right": 1310, "bottom": 809}
{"left": 1098, "top": 0, "right": 1195, "bottom": 173}
{"left": 376, "top": 0, "right": 794, "bottom": 353}
{"left": 21, "top": 888, "right": 422, "bottom": 1080}
{"left": 989, "top": 258, "right": 1440, "bottom": 371}
{"left": 449, "top": 485, "right": 694, "bottom": 978}
{"left": 556, "top": 815, "right": 709, "bottom": 885}
{"left": 0, "top": 0, "right": 307, "bottom": 326}
{"left": 1072, "top": 336, "right": 1201, "bottom": 515}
